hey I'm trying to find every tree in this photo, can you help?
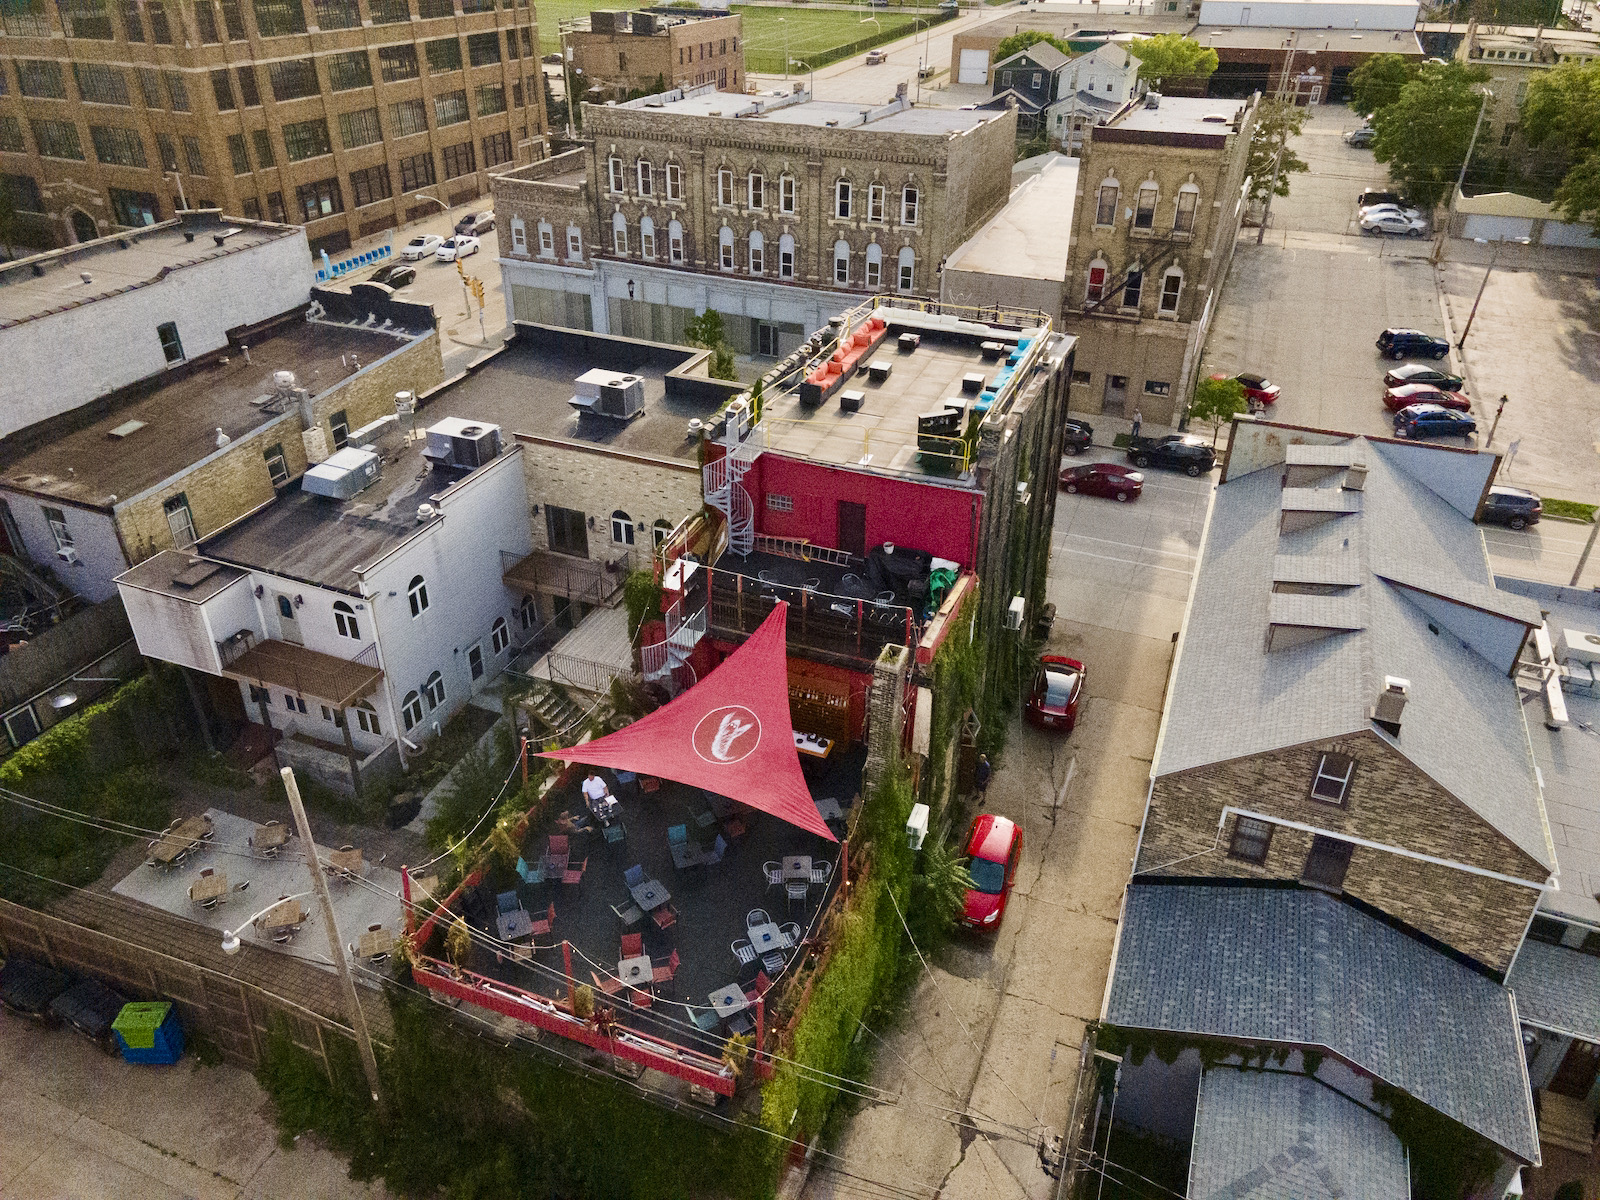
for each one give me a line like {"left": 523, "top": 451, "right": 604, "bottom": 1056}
{"left": 1347, "top": 53, "right": 1418, "bottom": 117}
{"left": 1189, "top": 375, "right": 1246, "bottom": 446}
{"left": 1127, "top": 34, "right": 1218, "bottom": 88}
{"left": 1246, "top": 100, "right": 1310, "bottom": 204}
{"left": 1370, "top": 60, "right": 1491, "bottom": 208}
{"left": 685, "top": 309, "right": 738, "bottom": 381}
{"left": 1522, "top": 59, "right": 1600, "bottom": 232}
{"left": 994, "top": 31, "right": 1071, "bottom": 63}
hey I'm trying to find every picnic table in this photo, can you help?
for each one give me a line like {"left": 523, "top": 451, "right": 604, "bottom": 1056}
{"left": 793, "top": 731, "right": 834, "bottom": 760}
{"left": 618, "top": 955, "right": 653, "bottom": 987}
{"left": 188, "top": 871, "right": 229, "bottom": 905}
{"left": 630, "top": 878, "right": 671, "bottom": 912}
{"left": 497, "top": 907, "right": 534, "bottom": 942}
{"left": 150, "top": 815, "right": 212, "bottom": 865}
{"left": 325, "top": 847, "right": 364, "bottom": 880}
{"left": 357, "top": 927, "right": 395, "bottom": 959}
{"left": 782, "top": 855, "right": 813, "bottom": 882}
{"left": 252, "top": 822, "right": 291, "bottom": 854}
{"left": 257, "top": 898, "right": 306, "bottom": 932}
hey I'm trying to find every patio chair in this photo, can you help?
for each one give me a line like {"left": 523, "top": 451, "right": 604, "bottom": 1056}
{"left": 785, "top": 880, "right": 809, "bottom": 910}
{"left": 509, "top": 943, "right": 532, "bottom": 965}
{"left": 723, "top": 814, "right": 748, "bottom": 840}
{"left": 603, "top": 822, "right": 627, "bottom": 845}
{"left": 562, "top": 856, "right": 587, "bottom": 886}
{"left": 747, "top": 908, "right": 771, "bottom": 931}
{"left": 688, "top": 1005, "right": 720, "bottom": 1033}
{"left": 652, "top": 903, "right": 677, "bottom": 931}
{"left": 497, "top": 890, "right": 521, "bottom": 916}
{"left": 629, "top": 987, "right": 654, "bottom": 1009}
{"left": 623, "top": 864, "right": 646, "bottom": 889}
{"left": 590, "top": 970, "right": 625, "bottom": 997}
{"left": 732, "top": 938, "right": 756, "bottom": 966}
{"left": 689, "top": 798, "right": 717, "bottom": 830}
{"left": 763, "top": 861, "right": 783, "bottom": 889}
{"left": 611, "top": 900, "right": 645, "bottom": 928}
{"left": 529, "top": 903, "right": 555, "bottom": 937}
{"left": 515, "top": 856, "right": 546, "bottom": 886}
{"left": 778, "top": 922, "right": 803, "bottom": 949}
{"left": 667, "top": 823, "right": 689, "bottom": 847}
{"left": 652, "top": 949, "right": 680, "bottom": 986}
{"left": 706, "top": 834, "right": 728, "bottom": 865}
{"left": 810, "top": 861, "right": 833, "bottom": 888}
{"left": 638, "top": 775, "right": 661, "bottom": 793}
{"left": 620, "top": 932, "right": 644, "bottom": 958}
{"left": 761, "top": 951, "right": 785, "bottom": 976}
{"left": 546, "top": 835, "right": 571, "bottom": 874}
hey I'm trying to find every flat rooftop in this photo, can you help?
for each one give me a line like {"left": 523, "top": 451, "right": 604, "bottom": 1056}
{"left": 0, "top": 214, "right": 300, "bottom": 328}
{"left": 0, "top": 320, "right": 418, "bottom": 509}
{"left": 1194, "top": 24, "right": 1424, "bottom": 51}
{"left": 968, "top": 7, "right": 1196, "bottom": 36}
{"left": 625, "top": 88, "right": 995, "bottom": 135}
{"left": 945, "top": 155, "right": 1079, "bottom": 282}
{"left": 1111, "top": 94, "right": 1249, "bottom": 136}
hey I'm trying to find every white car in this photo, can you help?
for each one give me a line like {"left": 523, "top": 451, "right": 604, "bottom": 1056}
{"left": 1360, "top": 210, "right": 1428, "bottom": 237}
{"left": 1358, "top": 202, "right": 1423, "bottom": 220}
{"left": 436, "top": 235, "right": 480, "bottom": 261}
{"left": 400, "top": 234, "right": 443, "bottom": 261}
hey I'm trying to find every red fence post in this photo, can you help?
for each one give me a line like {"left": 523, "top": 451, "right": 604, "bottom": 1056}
{"left": 520, "top": 736, "right": 529, "bottom": 787}
{"left": 755, "top": 995, "right": 765, "bottom": 1074}
{"left": 401, "top": 866, "right": 413, "bottom": 935}
{"left": 562, "top": 939, "right": 574, "bottom": 1007}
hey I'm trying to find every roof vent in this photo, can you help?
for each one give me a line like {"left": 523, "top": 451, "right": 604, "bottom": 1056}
{"left": 107, "top": 419, "right": 147, "bottom": 439}
{"left": 80, "top": 271, "right": 93, "bottom": 285}
{"left": 1343, "top": 461, "right": 1367, "bottom": 491}
{"left": 1371, "top": 676, "right": 1409, "bottom": 736}
{"left": 1202, "top": 113, "right": 1229, "bottom": 122}
{"left": 417, "top": 503, "right": 437, "bottom": 524}
{"left": 1144, "top": 91, "right": 1161, "bottom": 108}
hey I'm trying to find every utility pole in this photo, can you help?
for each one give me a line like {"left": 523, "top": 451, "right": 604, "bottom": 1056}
{"left": 1454, "top": 87, "right": 1491, "bottom": 202}
{"left": 1256, "top": 34, "right": 1297, "bottom": 245}
{"left": 1572, "top": 514, "right": 1600, "bottom": 588}
{"left": 281, "top": 766, "right": 385, "bottom": 1110}
{"left": 1458, "top": 236, "right": 1528, "bottom": 349}
{"left": 1486, "top": 393, "right": 1509, "bottom": 446}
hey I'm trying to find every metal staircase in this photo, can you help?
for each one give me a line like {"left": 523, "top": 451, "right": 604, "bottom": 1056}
{"left": 703, "top": 414, "right": 760, "bottom": 557}
{"left": 1082, "top": 236, "right": 1183, "bottom": 318}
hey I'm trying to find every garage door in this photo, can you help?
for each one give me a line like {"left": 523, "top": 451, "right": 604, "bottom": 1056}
{"left": 1462, "top": 215, "right": 1534, "bottom": 242}
{"left": 1541, "top": 220, "right": 1600, "bottom": 248}
{"left": 959, "top": 49, "right": 988, "bottom": 84}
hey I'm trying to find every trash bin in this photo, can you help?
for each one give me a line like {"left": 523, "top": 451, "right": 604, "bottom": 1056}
{"left": 111, "top": 1001, "right": 185, "bottom": 1064}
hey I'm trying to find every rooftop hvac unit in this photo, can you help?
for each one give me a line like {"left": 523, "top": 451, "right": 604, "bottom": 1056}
{"left": 422, "top": 417, "right": 503, "bottom": 472}
{"left": 568, "top": 368, "right": 645, "bottom": 420}
{"left": 304, "top": 447, "right": 381, "bottom": 499}
{"left": 632, "top": 12, "right": 657, "bottom": 34}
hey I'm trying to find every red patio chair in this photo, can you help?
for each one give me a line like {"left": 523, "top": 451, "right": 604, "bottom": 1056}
{"left": 744, "top": 971, "right": 772, "bottom": 1004}
{"left": 628, "top": 987, "right": 653, "bottom": 1009}
{"left": 590, "top": 970, "right": 624, "bottom": 997}
{"left": 652, "top": 949, "right": 680, "bottom": 986}
{"left": 620, "top": 932, "right": 644, "bottom": 958}
{"left": 638, "top": 775, "right": 661, "bottom": 793}
{"left": 652, "top": 903, "right": 677, "bottom": 931}
{"left": 529, "top": 902, "right": 555, "bottom": 937}
{"left": 562, "top": 856, "right": 587, "bottom": 886}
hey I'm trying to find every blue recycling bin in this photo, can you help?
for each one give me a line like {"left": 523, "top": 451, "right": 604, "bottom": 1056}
{"left": 111, "top": 1001, "right": 185, "bottom": 1065}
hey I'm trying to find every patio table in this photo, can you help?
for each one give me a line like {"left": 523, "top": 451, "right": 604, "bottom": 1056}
{"left": 749, "top": 921, "right": 784, "bottom": 958}
{"left": 618, "top": 955, "right": 653, "bottom": 988}
{"left": 258, "top": 898, "right": 306, "bottom": 931}
{"left": 793, "top": 732, "right": 833, "bottom": 761}
{"left": 782, "top": 855, "right": 813, "bottom": 882}
{"left": 497, "top": 906, "right": 535, "bottom": 942}
{"left": 252, "top": 822, "right": 291, "bottom": 851}
{"left": 357, "top": 927, "right": 395, "bottom": 958}
{"left": 709, "top": 984, "right": 748, "bottom": 1021}
{"left": 150, "top": 815, "right": 212, "bottom": 865}
{"left": 588, "top": 793, "right": 621, "bottom": 824}
{"left": 630, "top": 878, "right": 671, "bottom": 912}
{"left": 325, "top": 847, "right": 364, "bottom": 879}
{"left": 188, "top": 872, "right": 228, "bottom": 905}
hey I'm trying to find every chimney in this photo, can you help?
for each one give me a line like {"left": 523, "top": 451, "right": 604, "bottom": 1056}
{"left": 1371, "top": 676, "right": 1409, "bottom": 736}
{"left": 1343, "top": 461, "right": 1367, "bottom": 491}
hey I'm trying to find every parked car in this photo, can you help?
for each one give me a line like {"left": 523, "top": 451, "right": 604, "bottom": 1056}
{"left": 1344, "top": 127, "right": 1375, "bottom": 147}
{"left": 455, "top": 210, "right": 495, "bottom": 237}
{"left": 865, "top": 49, "right": 888, "bottom": 64}
{"left": 1393, "top": 403, "right": 1477, "bottom": 439}
{"left": 1383, "top": 363, "right": 1465, "bottom": 390}
{"left": 436, "top": 235, "right": 480, "bottom": 261}
{"left": 370, "top": 263, "right": 417, "bottom": 288}
{"left": 1025, "top": 654, "right": 1085, "bottom": 733}
{"left": 1361, "top": 210, "right": 1428, "bottom": 237}
{"left": 1218, "top": 371, "right": 1280, "bottom": 407}
{"left": 1060, "top": 462, "right": 1144, "bottom": 502}
{"left": 0, "top": 957, "right": 70, "bottom": 1022}
{"left": 399, "top": 234, "right": 443, "bottom": 261}
{"left": 959, "top": 813, "right": 1023, "bottom": 930}
{"left": 1382, "top": 383, "right": 1470, "bottom": 412}
{"left": 1357, "top": 189, "right": 1403, "bottom": 209}
{"left": 1376, "top": 328, "right": 1450, "bottom": 360}
{"left": 1357, "top": 201, "right": 1423, "bottom": 219}
{"left": 1128, "top": 434, "right": 1216, "bottom": 476}
{"left": 1062, "top": 417, "right": 1094, "bottom": 456}
{"left": 50, "top": 976, "right": 130, "bottom": 1050}
{"left": 1478, "top": 484, "right": 1542, "bottom": 530}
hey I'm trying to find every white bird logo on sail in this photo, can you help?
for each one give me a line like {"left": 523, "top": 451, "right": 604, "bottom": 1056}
{"left": 692, "top": 705, "right": 763, "bottom": 764}
{"left": 709, "top": 712, "right": 754, "bottom": 761}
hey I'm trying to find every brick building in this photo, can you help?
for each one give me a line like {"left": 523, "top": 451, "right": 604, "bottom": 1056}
{"left": 567, "top": 9, "right": 742, "bottom": 102}
{"left": 1060, "top": 93, "right": 1257, "bottom": 425}
{"left": 0, "top": 0, "right": 547, "bottom": 255}
{"left": 1196, "top": 25, "right": 1424, "bottom": 103}
{"left": 491, "top": 84, "right": 1016, "bottom": 360}
{"left": 947, "top": 7, "right": 1191, "bottom": 87}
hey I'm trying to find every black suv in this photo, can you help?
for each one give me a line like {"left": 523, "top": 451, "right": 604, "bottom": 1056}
{"left": 1376, "top": 328, "right": 1450, "bottom": 361}
{"left": 1062, "top": 418, "right": 1094, "bottom": 456}
{"left": 1128, "top": 434, "right": 1216, "bottom": 476}
{"left": 1478, "top": 485, "right": 1542, "bottom": 530}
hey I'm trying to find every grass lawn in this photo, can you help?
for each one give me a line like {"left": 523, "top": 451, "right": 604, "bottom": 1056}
{"left": 733, "top": 6, "right": 925, "bottom": 74}
{"left": 1541, "top": 496, "right": 1598, "bottom": 523}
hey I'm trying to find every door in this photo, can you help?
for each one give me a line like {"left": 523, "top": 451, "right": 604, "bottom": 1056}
{"left": 1549, "top": 1040, "right": 1600, "bottom": 1100}
{"left": 1307, "top": 84, "right": 1322, "bottom": 105}
{"left": 274, "top": 593, "right": 302, "bottom": 644}
{"left": 837, "top": 501, "right": 867, "bottom": 559}
{"left": 545, "top": 505, "right": 589, "bottom": 558}
{"left": 1102, "top": 375, "right": 1128, "bottom": 418}
{"left": 1238, "top": 5, "right": 1250, "bottom": 21}
{"left": 1301, "top": 835, "right": 1354, "bottom": 890}
{"left": 959, "top": 49, "right": 989, "bottom": 85}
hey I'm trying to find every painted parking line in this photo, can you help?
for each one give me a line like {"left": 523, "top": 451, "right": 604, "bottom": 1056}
{"left": 1058, "top": 546, "right": 1198, "bottom": 575}
{"left": 1061, "top": 531, "right": 1199, "bottom": 560}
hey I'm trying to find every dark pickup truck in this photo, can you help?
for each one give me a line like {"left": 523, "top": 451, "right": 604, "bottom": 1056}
{"left": 1127, "top": 434, "right": 1216, "bottom": 476}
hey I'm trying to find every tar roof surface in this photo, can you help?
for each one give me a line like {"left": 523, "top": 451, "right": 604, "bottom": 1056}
{"left": 1194, "top": 23, "right": 1425, "bottom": 51}
{"left": 1156, "top": 437, "right": 1553, "bottom": 869}
{"left": 945, "top": 156, "right": 1078, "bottom": 282}
{"left": 1106, "top": 883, "right": 1541, "bottom": 1164}
{"left": 635, "top": 91, "right": 994, "bottom": 134}
{"left": 1112, "top": 94, "right": 1248, "bottom": 135}
{"left": 0, "top": 321, "right": 417, "bottom": 509}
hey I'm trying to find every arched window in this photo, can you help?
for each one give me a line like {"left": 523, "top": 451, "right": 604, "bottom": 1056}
{"left": 719, "top": 225, "right": 734, "bottom": 271}
{"left": 1134, "top": 182, "right": 1158, "bottom": 230}
{"left": 519, "top": 593, "right": 535, "bottom": 631}
{"left": 510, "top": 216, "right": 526, "bottom": 254}
{"left": 355, "top": 699, "right": 380, "bottom": 735}
{"left": 333, "top": 600, "right": 360, "bottom": 640}
{"left": 1085, "top": 257, "right": 1109, "bottom": 305}
{"left": 536, "top": 219, "right": 554, "bottom": 257}
{"left": 778, "top": 233, "right": 795, "bottom": 280}
{"left": 491, "top": 616, "right": 510, "bottom": 654}
{"left": 748, "top": 229, "right": 764, "bottom": 275}
{"left": 640, "top": 215, "right": 656, "bottom": 259}
{"left": 423, "top": 670, "right": 445, "bottom": 710}
{"left": 833, "top": 240, "right": 851, "bottom": 286}
{"left": 407, "top": 574, "right": 429, "bottom": 617}
{"left": 668, "top": 219, "right": 685, "bottom": 263}
{"left": 401, "top": 690, "right": 422, "bottom": 730}
{"left": 1173, "top": 183, "right": 1200, "bottom": 235}
{"left": 1095, "top": 176, "right": 1118, "bottom": 227}
{"left": 897, "top": 246, "right": 915, "bottom": 293}
{"left": 1158, "top": 266, "right": 1183, "bottom": 314}
{"left": 612, "top": 210, "right": 628, "bottom": 256}
{"left": 653, "top": 519, "right": 673, "bottom": 548}
{"left": 864, "top": 242, "right": 883, "bottom": 289}
{"left": 636, "top": 157, "right": 653, "bottom": 195}
{"left": 611, "top": 509, "right": 635, "bottom": 545}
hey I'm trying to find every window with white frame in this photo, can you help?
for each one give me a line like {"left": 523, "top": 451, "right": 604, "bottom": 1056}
{"left": 835, "top": 178, "right": 852, "bottom": 219}
{"left": 766, "top": 492, "right": 794, "bottom": 512}
{"left": 778, "top": 233, "right": 795, "bottom": 279}
{"left": 748, "top": 171, "right": 764, "bottom": 209}
{"left": 422, "top": 670, "right": 445, "bottom": 709}
{"left": 401, "top": 690, "right": 422, "bottom": 729}
{"left": 779, "top": 173, "right": 796, "bottom": 214}
{"left": 333, "top": 600, "right": 360, "bottom": 639}
{"left": 901, "top": 185, "right": 919, "bottom": 226}
{"left": 537, "top": 220, "right": 554, "bottom": 257}
{"left": 607, "top": 155, "right": 624, "bottom": 194}
{"left": 717, "top": 168, "right": 734, "bottom": 207}
{"left": 833, "top": 240, "right": 850, "bottom": 285}
{"left": 636, "top": 157, "right": 652, "bottom": 195}
{"left": 1134, "top": 183, "right": 1157, "bottom": 230}
{"left": 163, "top": 494, "right": 197, "bottom": 548}
{"left": 519, "top": 593, "right": 535, "bottom": 631}
{"left": 1311, "top": 751, "right": 1355, "bottom": 804}
{"left": 867, "top": 183, "right": 885, "bottom": 223}
{"left": 748, "top": 229, "right": 764, "bottom": 274}
{"left": 666, "top": 161, "right": 683, "bottom": 201}
{"left": 355, "top": 700, "right": 380, "bottom": 735}
{"left": 1095, "top": 179, "right": 1118, "bottom": 226}
{"left": 491, "top": 616, "right": 510, "bottom": 654}
{"left": 611, "top": 509, "right": 635, "bottom": 544}
{"left": 566, "top": 225, "right": 582, "bottom": 260}
{"left": 897, "top": 246, "right": 914, "bottom": 292}
{"left": 668, "top": 219, "right": 684, "bottom": 262}
{"left": 468, "top": 644, "right": 484, "bottom": 680}
{"left": 1173, "top": 185, "right": 1199, "bottom": 235}
{"left": 42, "top": 505, "right": 72, "bottom": 551}
{"left": 653, "top": 519, "right": 673, "bottom": 547}
{"left": 719, "top": 225, "right": 734, "bottom": 270}
{"left": 510, "top": 216, "right": 526, "bottom": 253}
{"left": 864, "top": 242, "right": 882, "bottom": 289}
{"left": 408, "top": 573, "right": 429, "bottom": 616}
{"left": 640, "top": 215, "right": 656, "bottom": 258}
{"left": 1158, "top": 267, "right": 1182, "bottom": 313}
{"left": 1085, "top": 258, "right": 1108, "bottom": 304}
{"left": 612, "top": 210, "right": 628, "bottom": 255}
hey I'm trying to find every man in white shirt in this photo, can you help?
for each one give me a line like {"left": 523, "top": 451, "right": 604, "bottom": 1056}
{"left": 581, "top": 772, "right": 611, "bottom": 809}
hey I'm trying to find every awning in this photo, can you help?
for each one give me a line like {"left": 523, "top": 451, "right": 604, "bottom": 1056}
{"left": 223, "top": 639, "right": 384, "bottom": 708}
{"left": 539, "top": 602, "right": 836, "bottom": 840}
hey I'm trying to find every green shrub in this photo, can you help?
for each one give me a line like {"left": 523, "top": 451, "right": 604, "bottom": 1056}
{"left": 425, "top": 723, "right": 514, "bottom": 850}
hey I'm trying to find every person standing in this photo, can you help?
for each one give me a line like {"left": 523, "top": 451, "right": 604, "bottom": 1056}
{"left": 975, "top": 754, "right": 992, "bottom": 806}
{"left": 1130, "top": 408, "right": 1143, "bottom": 439}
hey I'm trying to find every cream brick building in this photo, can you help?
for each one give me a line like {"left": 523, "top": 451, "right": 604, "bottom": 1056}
{"left": 567, "top": 9, "right": 743, "bottom": 102}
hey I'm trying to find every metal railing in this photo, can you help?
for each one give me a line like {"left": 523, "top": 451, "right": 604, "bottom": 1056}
{"left": 707, "top": 567, "right": 919, "bottom": 667}
{"left": 501, "top": 548, "right": 630, "bottom": 607}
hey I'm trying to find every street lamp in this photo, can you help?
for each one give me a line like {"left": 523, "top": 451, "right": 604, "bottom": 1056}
{"left": 1457, "top": 235, "right": 1530, "bottom": 350}
{"left": 221, "top": 891, "right": 315, "bottom": 955}
{"left": 792, "top": 58, "right": 814, "bottom": 95}
{"left": 778, "top": 16, "right": 788, "bottom": 81}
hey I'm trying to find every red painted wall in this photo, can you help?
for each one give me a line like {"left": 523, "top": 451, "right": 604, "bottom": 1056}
{"left": 748, "top": 455, "right": 981, "bottom": 568}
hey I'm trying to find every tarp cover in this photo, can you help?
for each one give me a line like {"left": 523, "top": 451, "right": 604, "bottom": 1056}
{"left": 539, "top": 602, "right": 835, "bottom": 840}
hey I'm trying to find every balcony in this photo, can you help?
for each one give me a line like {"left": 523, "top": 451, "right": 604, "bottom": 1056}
{"left": 501, "top": 547, "right": 630, "bottom": 608}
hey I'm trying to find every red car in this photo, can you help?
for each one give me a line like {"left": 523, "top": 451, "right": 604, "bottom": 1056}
{"left": 1212, "top": 371, "right": 1280, "bottom": 406}
{"left": 1382, "top": 383, "right": 1470, "bottom": 412}
{"left": 1060, "top": 462, "right": 1144, "bottom": 502}
{"left": 960, "top": 813, "right": 1022, "bottom": 930}
{"left": 1024, "top": 655, "right": 1085, "bottom": 733}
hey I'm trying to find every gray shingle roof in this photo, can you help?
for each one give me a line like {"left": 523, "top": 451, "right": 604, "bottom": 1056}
{"left": 994, "top": 43, "right": 1071, "bottom": 72}
{"left": 1188, "top": 1068, "right": 1410, "bottom": 1200}
{"left": 1106, "top": 884, "right": 1541, "bottom": 1164}
{"left": 1156, "top": 437, "right": 1553, "bottom": 870}
{"left": 1507, "top": 939, "right": 1600, "bottom": 1043}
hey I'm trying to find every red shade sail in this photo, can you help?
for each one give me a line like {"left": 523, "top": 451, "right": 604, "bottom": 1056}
{"left": 538, "top": 602, "right": 836, "bottom": 841}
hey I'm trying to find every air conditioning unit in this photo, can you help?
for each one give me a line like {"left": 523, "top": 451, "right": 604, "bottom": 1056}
{"left": 907, "top": 802, "right": 929, "bottom": 851}
{"left": 422, "top": 418, "right": 503, "bottom": 472}
{"left": 568, "top": 368, "right": 645, "bottom": 420}
{"left": 304, "top": 447, "right": 381, "bottom": 499}
{"left": 56, "top": 546, "right": 80, "bottom": 565}
{"left": 1005, "top": 595, "right": 1025, "bottom": 631}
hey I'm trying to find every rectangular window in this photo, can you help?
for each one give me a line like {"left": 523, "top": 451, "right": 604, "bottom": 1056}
{"left": 136, "top": 67, "right": 162, "bottom": 107}
{"left": 720, "top": 237, "right": 733, "bottom": 270}
{"left": 1121, "top": 269, "right": 1142, "bottom": 310}
{"left": 211, "top": 68, "right": 237, "bottom": 110}
{"left": 899, "top": 258, "right": 913, "bottom": 291}
{"left": 195, "top": 0, "right": 220, "bottom": 40}
{"left": 1159, "top": 272, "right": 1181, "bottom": 313}
{"left": 90, "top": 125, "right": 146, "bottom": 167}
{"left": 220, "top": 0, "right": 247, "bottom": 37}
{"left": 62, "top": 0, "right": 115, "bottom": 38}
{"left": 426, "top": 36, "right": 462, "bottom": 72}
{"left": 264, "top": 443, "right": 289, "bottom": 486}
{"left": 147, "top": 0, "right": 171, "bottom": 40}
{"left": 669, "top": 226, "right": 683, "bottom": 262}
{"left": 337, "top": 107, "right": 382, "bottom": 148}
{"left": 780, "top": 174, "right": 796, "bottom": 215}
{"left": 1143, "top": 380, "right": 1171, "bottom": 396}
{"left": 1500, "top": 123, "right": 1518, "bottom": 148}
{"left": 545, "top": 505, "right": 588, "bottom": 557}
{"left": 481, "top": 130, "right": 512, "bottom": 166}
{"left": 266, "top": 191, "right": 285, "bottom": 222}
{"left": 251, "top": 129, "right": 276, "bottom": 167}
{"left": 398, "top": 151, "right": 435, "bottom": 191}
{"left": 1134, "top": 187, "right": 1156, "bottom": 230}
{"left": 440, "top": 140, "right": 474, "bottom": 178}
{"left": 433, "top": 89, "right": 468, "bottom": 127}
{"left": 1301, "top": 835, "right": 1354, "bottom": 890}
{"left": 901, "top": 186, "right": 919, "bottom": 226}
{"left": 163, "top": 493, "right": 197, "bottom": 547}
{"left": 370, "top": 0, "right": 409, "bottom": 18}
{"left": 163, "top": 70, "right": 188, "bottom": 110}
{"left": 1095, "top": 184, "right": 1117, "bottom": 226}
{"left": 766, "top": 493, "right": 794, "bottom": 512}
{"left": 228, "top": 133, "right": 250, "bottom": 174}
{"left": 282, "top": 118, "right": 331, "bottom": 161}
{"left": 608, "top": 155, "right": 625, "bottom": 194}
{"left": 749, "top": 238, "right": 762, "bottom": 273}
{"left": 18, "top": 60, "right": 67, "bottom": 99}
{"left": 0, "top": 119, "right": 24, "bottom": 154}
{"left": 1310, "top": 752, "right": 1354, "bottom": 804}
{"left": 236, "top": 66, "right": 260, "bottom": 106}
{"left": 253, "top": 0, "right": 306, "bottom": 35}
{"left": 312, "top": 0, "right": 360, "bottom": 28}
{"left": 469, "top": 644, "right": 484, "bottom": 680}
{"left": 865, "top": 254, "right": 880, "bottom": 289}
{"left": 390, "top": 98, "right": 428, "bottom": 137}
{"left": 2, "top": 6, "right": 51, "bottom": 34}
{"left": 834, "top": 248, "right": 848, "bottom": 285}
{"left": 268, "top": 58, "right": 319, "bottom": 102}
{"left": 328, "top": 409, "right": 348, "bottom": 450}
{"left": 417, "top": 0, "right": 452, "bottom": 15}
{"left": 748, "top": 172, "right": 764, "bottom": 210}
{"left": 474, "top": 82, "right": 505, "bottom": 115}
{"left": 567, "top": 227, "right": 582, "bottom": 258}
{"left": 73, "top": 63, "right": 130, "bottom": 106}
{"left": 1228, "top": 815, "right": 1272, "bottom": 864}
{"left": 778, "top": 244, "right": 793, "bottom": 279}
{"left": 467, "top": 30, "right": 500, "bottom": 65}
{"left": 295, "top": 176, "right": 342, "bottom": 220}
{"left": 637, "top": 159, "right": 652, "bottom": 195}
{"left": 378, "top": 45, "right": 420, "bottom": 83}
{"left": 537, "top": 224, "right": 553, "bottom": 255}
{"left": 119, "top": 0, "right": 145, "bottom": 39}
{"left": 835, "top": 179, "right": 851, "bottom": 219}
{"left": 110, "top": 187, "right": 159, "bottom": 225}
{"left": 326, "top": 50, "right": 372, "bottom": 91}
{"left": 349, "top": 163, "right": 391, "bottom": 206}
{"left": 1173, "top": 189, "right": 1197, "bottom": 234}
{"left": 717, "top": 168, "right": 734, "bottom": 207}
{"left": 32, "top": 119, "right": 85, "bottom": 161}
{"left": 613, "top": 221, "right": 627, "bottom": 255}
{"left": 640, "top": 223, "right": 655, "bottom": 258}
{"left": 666, "top": 161, "right": 682, "bottom": 201}
{"left": 182, "top": 135, "right": 204, "bottom": 175}
{"left": 241, "top": 196, "right": 261, "bottom": 220}
{"left": 43, "top": 506, "right": 73, "bottom": 551}
{"left": 867, "top": 184, "right": 884, "bottom": 223}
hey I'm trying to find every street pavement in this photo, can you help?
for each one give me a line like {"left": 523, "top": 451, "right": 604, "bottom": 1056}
{"left": 805, "top": 462, "right": 1211, "bottom": 1200}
